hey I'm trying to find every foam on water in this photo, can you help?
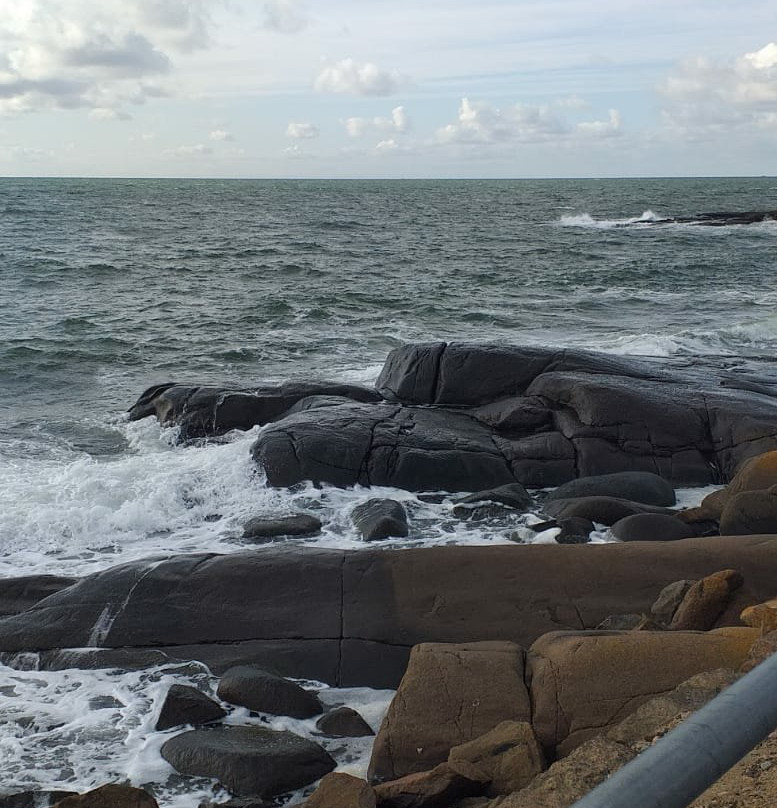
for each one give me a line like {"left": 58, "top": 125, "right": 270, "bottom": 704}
{"left": 0, "top": 659, "right": 393, "bottom": 806}
{"left": 558, "top": 209, "right": 661, "bottom": 228}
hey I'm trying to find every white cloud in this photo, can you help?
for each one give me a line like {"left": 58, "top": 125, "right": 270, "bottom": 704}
{"left": 170, "top": 143, "right": 213, "bottom": 156}
{"left": 345, "top": 105, "right": 408, "bottom": 137}
{"left": 209, "top": 128, "right": 234, "bottom": 141}
{"left": 375, "top": 138, "right": 399, "bottom": 153}
{"left": 576, "top": 109, "right": 621, "bottom": 137}
{"left": 0, "top": 0, "right": 213, "bottom": 116}
{"left": 314, "top": 58, "right": 403, "bottom": 96}
{"left": 286, "top": 121, "right": 319, "bottom": 139}
{"left": 659, "top": 42, "right": 777, "bottom": 136}
{"left": 89, "top": 106, "right": 132, "bottom": 120}
{"left": 262, "top": 0, "right": 308, "bottom": 34}
{"left": 436, "top": 97, "right": 566, "bottom": 144}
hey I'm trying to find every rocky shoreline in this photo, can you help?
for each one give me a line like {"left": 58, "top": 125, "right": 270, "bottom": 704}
{"left": 6, "top": 342, "right": 777, "bottom": 806}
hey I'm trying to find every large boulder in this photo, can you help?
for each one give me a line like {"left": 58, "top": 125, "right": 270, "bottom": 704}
{"left": 216, "top": 666, "right": 323, "bottom": 718}
{"left": 545, "top": 471, "right": 676, "bottom": 507}
{"left": 50, "top": 785, "right": 158, "bottom": 808}
{"left": 253, "top": 403, "right": 520, "bottom": 492}
{"left": 719, "top": 488, "right": 777, "bottom": 535}
{"left": 368, "top": 642, "right": 531, "bottom": 782}
{"left": 526, "top": 627, "right": 758, "bottom": 756}
{"left": 300, "top": 773, "right": 376, "bottom": 808}
{"left": 611, "top": 513, "right": 697, "bottom": 542}
{"left": 128, "top": 381, "right": 381, "bottom": 441}
{"left": 669, "top": 570, "right": 744, "bottom": 631}
{"left": 160, "top": 726, "right": 335, "bottom": 797}
{"left": 155, "top": 684, "right": 227, "bottom": 731}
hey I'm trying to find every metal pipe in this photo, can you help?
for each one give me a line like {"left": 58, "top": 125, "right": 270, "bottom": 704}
{"left": 570, "top": 651, "right": 777, "bottom": 808}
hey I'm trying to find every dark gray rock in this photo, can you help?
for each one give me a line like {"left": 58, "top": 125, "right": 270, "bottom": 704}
{"left": 160, "top": 726, "right": 335, "bottom": 797}
{"left": 651, "top": 580, "right": 696, "bottom": 625}
{"left": 0, "top": 791, "right": 78, "bottom": 807}
{"left": 454, "top": 483, "right": 532, "bottom": 511}
{"left": 129, "top": 381, "right": 381, "bottom": 442}
{"left": 545, "top": 472, "right": 676, "bottom": 507}
{"left": 217, "top": 666, "right": 323, "bottom": 718}
{"left": 0, "top": 575, "right": 78, "bottom": 617}
{"left": 351, "top": 499, "right": 409, "bottom": 541}
{"left": 375, "top": 343, "right": 668, "bottom": 407}
{"left": 556, "top": 517, "right": 595, "bottom": 544}
{"left": 543, "top": 497, "right": 676, "bottom": 526}
{"left": 315, "top": 706, "right": 375, "bottom": 738}
{"left": 242, "top": 514, "right": 322, "bottom": 542}
{"left": 611, "top": 513, "right": 697, "bottom": 542}
{"left": 253, "top": 403, "right": 518, "bottom": 492}
{"left": 156, "top": 684, "right": 227, "bottom": 731}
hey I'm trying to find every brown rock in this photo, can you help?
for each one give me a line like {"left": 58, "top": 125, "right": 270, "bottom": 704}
{"left": 301, "top": 773, "right": 376, "bottom": 808}
{"left": 740, "top": 600, "right": 777, "bottom": 634}
{"left": 368, "top": 642, "right": 531, "bottom": 782}
{"left": 720, "top": 489, "right": 777, "bottom": 535}
{"left": 678, "top": 488, "right": 728, "bottom": 523}
{"left": 651, "top": 579, "right": 696, "bottom": 625}
{"left": 373, "top": 761, "right": 488, "bottom": 808}
{"left": 727, "top": 450, "right": 777, "bottom": 496}
{"left": 448, "top": 721, "right": 545, "bottom": 797}
{"left": 527, "top": 628, "right": 758, "bottom": 756}
{"left": 740, "top": 628, "right": 777, "bottom": 673}
{"left": 487, "top": 736, "right": 635, "bottom": 808}
{"left": 51, "top": 785, "right": 158, "bottom": 808}
{"left": 607, "top": 668, "right": 738, "bottom": 748}
{"left": 670, "top": 569, "right": 744, "bottom": 631}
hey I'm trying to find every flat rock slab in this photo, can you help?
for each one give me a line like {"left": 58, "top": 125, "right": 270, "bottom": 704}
{"left": 160, "top": 726, "right": 335, "bottom": 797}
{"left": 3, "top": 539, "right": 777, "bottom": 687}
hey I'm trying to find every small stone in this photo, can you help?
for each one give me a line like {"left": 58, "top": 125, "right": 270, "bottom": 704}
{"left": 373, "top": 761, "right": 488, "bottom": 808}
{"left": 351, "top": 499, "right": 409, "bottom": 541}
{"left": 556, "top": 517, "right": 594, "bottom": 544}
{"left": 651, "top": 580, "right": 697, "bottom": 625}
{"left": 670, "top": 570, "right": 744, "bottom": 631}
{"left": 299, "top": 772, "right": 376, "bottom": 808}
{"left": 740, "top": 602, "right": 777, "bottom": 634}
{"left": 156, "top": 684, "right": 227, "bottom": 731}
{"left": 316, "top": 706, "right": 375, "bottom": 738}
{"left": 243, "top": 514, "right": 322, "bottom": 542}
{"left": 454, "top": 483, "right": 532, "bottom": 512}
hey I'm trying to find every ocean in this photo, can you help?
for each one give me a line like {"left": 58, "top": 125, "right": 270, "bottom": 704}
{"left": 1, "top": 176, "right": 776, "bottom": 803}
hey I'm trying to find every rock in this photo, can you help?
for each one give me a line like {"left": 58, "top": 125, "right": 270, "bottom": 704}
{"left": 611, "top": 513, "right": 697, "bottom": 542}
{"left": 669, "top": 569, "right": 745, "bottom": 631}
{"left": 369, "top": 642, "right": 531, "bottom": 782}
{"left": 607, "top": 668, "right": 739, "bottom": 749}
{"left": 719, "top": 489, "right": 777, "bottom": 535}
{"left": 740, "top": 600, "right": 777, "bottom": 634}
{"left": 595, "top": 614, "right": 643, "bottom": 631}
{"left": 725, "top": 449, "right": 777, "bottom": 497}
{"left": 470, "top": 396, "right": 552, "bottom": 433}
{"left": 155, "top": 684, "right": 227, "bottom": 731}
{"left": 373, "top": 761, "right": 488, "bottom": 808}
{"left": 4, "top": 539, "right": 777, "bottom": 689}
{"left": 543, "top": 496, "right": 675, "bottom": 525}
{"left": 198, "top": 800, "right": 275, "bottom": 808}
{"left": 128, "top": 381, "right": 381, "bottom": 441}
{"left": 527, "top": 627, "right": 758, "bottom": 756}
{"left": 545, "top": 471, "right": 676, "bottom": 507}
{"left": 488, "top": 736, "right": 635, "bottom": 808}
{"left": 0, "top": 575, "right": 78, "bottom": 617}
{"left": 217, "top": 666, "right": 322, "bottom": 718}
{"left": 555, "top": 517, "right": 594, "bottom": 544}
{"left": 243, "top": 514, "right": 322, "bottom": 542}
{"left": 677, "top": 488, "right": 729, "bottom": 523}
{"left": 453, "top": 502, "right": 521, "bottom": 521}
{"left": 300, "top": 773, "right": 376, "bottom": 808}
{"left": 447, "top": 721, "right": 546, "bottom": 797}
{"left": 50, "top": 785, "right": 158, "bottom": 807}
{"left": 315, "top": 706, "right": 374, "bottom": 738}
{"left": 454, "top": 484, "right": 532, "bottom": 512}
{"left": 650, "top": 580, "right": 696, "bottom": 625}
{"left": 0, "top": 792, "right": 78, "bottom": 808}
{"left": 160, "top": 726, "right": 335, "bottom": 798}
{"left": 375, "top": 343, "right": 667, "bottom": 407}
{"left": 351, "top": 499, "right": 409, "bottom": 541}
{"left": 741, "top": 628, "right": 777, "bottom": 672}
{"left": 254, "top": 402, "right": 522, "bottom": 492}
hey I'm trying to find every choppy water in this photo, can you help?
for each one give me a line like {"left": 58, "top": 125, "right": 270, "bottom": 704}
{"left": 1, "top": 176, "right": 776, "bottom": 802}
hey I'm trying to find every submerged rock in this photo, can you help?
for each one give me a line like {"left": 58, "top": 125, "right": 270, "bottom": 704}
{"left": 155, "top": 684, "right": 227, "bottom": 731}
{"left": 315, "top": 706, "right": 374, "bottom": 738}
{"left": 351, "top": 499, "right": 409, "bottom": 541}
{"left": 160, "top": 726, "right": 335, "bottom": 797}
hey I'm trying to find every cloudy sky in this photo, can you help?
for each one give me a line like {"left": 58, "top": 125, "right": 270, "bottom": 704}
{"left": 1, "top": 0, "right": 776, "bottom": 178}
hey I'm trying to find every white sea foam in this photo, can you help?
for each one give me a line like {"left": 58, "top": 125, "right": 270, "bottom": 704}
{"left": 558, "top": 210, "right": 661, "bottom": 228}
{"left": 0, "top": 659, "right": 393, "bottom": 806}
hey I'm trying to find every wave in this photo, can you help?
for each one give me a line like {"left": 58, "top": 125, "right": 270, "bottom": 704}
{"left": 558, "top": 210, "right": 661, "bottom": 229}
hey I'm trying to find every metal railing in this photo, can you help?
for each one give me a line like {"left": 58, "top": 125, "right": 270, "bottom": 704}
{"left": 571, "top": 651, "right": 777, "bottom": 808}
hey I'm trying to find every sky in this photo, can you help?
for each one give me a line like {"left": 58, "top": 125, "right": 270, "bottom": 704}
{"left": 0, "top": 0, "right": 776, "bottom": 178}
